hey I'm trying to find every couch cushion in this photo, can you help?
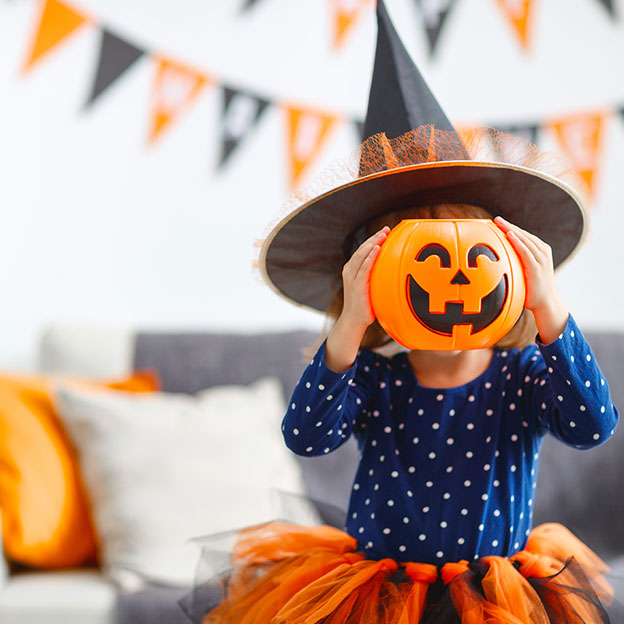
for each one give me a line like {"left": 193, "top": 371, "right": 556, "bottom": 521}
{"left": 0, "top": 569, "right": 116, "bottom": 624}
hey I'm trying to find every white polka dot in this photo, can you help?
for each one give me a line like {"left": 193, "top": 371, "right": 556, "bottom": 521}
{"left": 408, "top": 466, "right": 415, "bottom": 473}
{"left": 436, "top": 394, "right": 444, "bottom": 401}
{"left": 464, "top": 480, "right": 471, "bottom": 487}
{"left": 306, "top": 446, "right": 313, "bottom": 452}
{"left": 380, "top": 455, "right": 385, "bottom": 462}
{"left": 461, "top": 508, "right": 468, "bottom": 516}
{"left": 398, "top": 423, "right": 405, "bottom": 430}
{"left": 374, "top": 484, "right": 380, "bottom": 490}
{"left": 579, "top": 405, "right": 586, "bottom": 412}
{"left": 483, "top": 464, "right": 490, "bottom": 471}
{"left": 318, "top": 384, "right": 325, "bottom": 390}
{"left": 486, "top": 436, "right": 492, "bottom": 443}
{"left": 426, "top": 481, "right": 433, "bottom": 488}
{"left": 510, "top": 495, "right": 515, "bottom": 502}
{"left": 510, "top": 465, "right": 517, "bottom": 472}
{"left": 440, "top": 521, "right": 448, "bottom": 528}
{"left": 495, "top": 450, "right": 500, "bottom": 457}
{"left": 585, "top": 380, "right": 591, "bottom": 387}
{"left": 384, "top": 426, "right": 392, "bottom": 433}
{"left": 517, "top": 389, "right": 523, "bottom": 396}
{"left": 600, "top": 405, "right": 606, "bottom": 413}
{"left": 399, "top": 545, "right": 407, "bottom": 552}
{"left": 353, "top": 483, "right": 360, "bottom": 490}
{"left": 387, "top": 499, "right": 394, "bottom": 506}
{"left": 358, "top": 527, "right": 364, "bottom": 533}
{"left": 429, "top": 452, "right": 436, "bottom": 459}
{"left": 593, "top": 433, "right": 600, "bottom": 440}
{"left": 418, "top": 534, "right": 426, "bottom": 541}
{"left": 551, "top": 355, "right": 557, "bottom": 361}
{"left": 468, "top": 395, "right": 475, "bottom": 402}
{"left": 316, "top": 421, "right": 323, "bottom": 427}
{"left": 557, "top": 395, "right": 563, "bottom": 402}
{"left": 479, "top": 524, "right": 485, "bottom": 531}
{"left": 395, "top": 379, "right": 403, "bottom": 386}
{"left": 436, "top": 551, "right": 444, "bottom": 558}
{"left": 391, "top": 471, "right": 399, "bottom": 478}
{"left": 443, "top": 492, "right": 451, "bottom": 500}
{"left": 379, "top": 382, "right": 386, "bottom": 389}
{"left": 569, "top": 421, "right": 576, "bottom": 428}
{"left": 548, "top": 367, "right": 553, "bottom": 374}
{"left": 492, "top": 540, "right": 499, "bottom": 547}
{"left": 305, "top": 406, "right": 311, "bottom": 412}
{"left": 407, "top": 490, "right": 413, "bottom": 497}
{"left": 494, "top": 509, "right": 501, "bottom": 517}
{"left": 371, "top": 440, "right": 377, "bottom": 447}
{"left": 449, "top": 409, "right": 456, "bottom": 416}
{"left": 432, "top": 422, "right": 440, "bottom": 430}
{"left": 446, "top": 466, "right": 453, "bottom": 473}
{"left": 467, "top": 423, "right": 474, "bottom": 430}
{"left": 601, "top": 378, "right": 605, "bottom": 386}
{"left": 466, "top": 451, "right": 474, "bottom": 458}
{"left": 571, "top": 330, "right": 575, "bottom": 337}
{"left": 422, "top": 506, "right": 430, "bottom": 513}
{"left": 305, "top": 382, "right": 311, "bottom": 388}
{"left": 509, "top": 404, "right": 516, "bottom": 411}
{"left": 458, "top": 537, "right": 465, "bottom": 544}
{"left": 383, "top": 528, "right": 391, "bottom": 535}
{"left": 412, "top": 437, "right": 419, "bottom": 444}
{"left": 511, "top": 434, "right": 518, "bottom": 442}
{"left": 485, "top": 382, "right": 492, "bottom": 389}
{"left": 418, "top": 408, "right": 424, "bottom": 415}
{"left": 482, "top": 493, "right": 488, "bottom": 501}
{"left": 370, "top": 512, "right": 375, "bottom": 519}
{"left": 447, "top": 437, "right": 454, "bottom": 445}
{"left": 586, "top": 354, "right": 592, "bottom": 362}
{"left": 403, "top": 517, "right": 409, "bottom": 524}
{"left": 293, "top": 428, "right": 299, "bottom": 435}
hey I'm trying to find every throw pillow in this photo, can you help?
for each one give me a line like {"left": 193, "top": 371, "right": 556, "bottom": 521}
{"left": 51, "top": 378, "right": 312, "bottom": 588}
{"left": 0, "top": 370, "right": 159, "bottom": 568}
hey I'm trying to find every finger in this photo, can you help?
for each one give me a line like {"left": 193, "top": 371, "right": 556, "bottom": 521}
{"left": 506, "top": 230, "right": 539, "bottom": 270}
{"left": 495, "top": 217, "right": 543, "bottom": 260}
{"left": 347, "top": 227, "right": 389, "bottom": 271}
{"left": 508, "top": 226, "right": 542, "bottom": 260}
{"left": 357, "top": 243, "right": 382, "bottom": 283}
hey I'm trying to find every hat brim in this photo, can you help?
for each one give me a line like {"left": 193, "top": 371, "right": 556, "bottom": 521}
{"left": 260, "top": 161, "right": 587, "bottom": 313}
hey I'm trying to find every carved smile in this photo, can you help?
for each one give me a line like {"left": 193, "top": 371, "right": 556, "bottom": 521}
{"left": 407, "top": 274, "right": 508, "bottom": 336}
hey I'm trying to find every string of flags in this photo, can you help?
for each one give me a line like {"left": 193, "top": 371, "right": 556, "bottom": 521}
{"left": 18, "top": 0, "right": 624, "bottom": 194}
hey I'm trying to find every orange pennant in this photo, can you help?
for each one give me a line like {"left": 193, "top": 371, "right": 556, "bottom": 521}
{"left": 331, "top": 0, "right": 371, "bottom": 49}
{"left": 494, "top": 0, "right": 536, "bottom": 51}
{"left": 286, "top": 106, "right": 338, "bottom": 188}
{"left": 22, "top": 0, "right": 88, "bottom": 73}
{"left": 549, "top": 112, "right": 607, "bottom": 197}
{"left": 148, "top": 57, "right": 210, "bottom": 144}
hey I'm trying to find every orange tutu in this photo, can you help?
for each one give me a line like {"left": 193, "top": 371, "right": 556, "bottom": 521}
{"left": 181, "top": 522, "right": 617, "bottom": 623}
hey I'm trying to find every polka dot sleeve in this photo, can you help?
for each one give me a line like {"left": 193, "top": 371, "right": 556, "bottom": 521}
{"left": 282, "top": 341, "right": 380, "bottom": 456}
{"left": 524, "top": 314, "right": 619, "bottom": 448}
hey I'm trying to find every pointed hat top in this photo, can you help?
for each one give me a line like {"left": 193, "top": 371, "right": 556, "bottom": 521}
{"left": 362, "top": 0, "right": 458, "bottom": 142}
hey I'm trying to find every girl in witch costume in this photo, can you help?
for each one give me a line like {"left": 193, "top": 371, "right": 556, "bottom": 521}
{"left": 183, "top": 2, "right": 621, "bottom": 622}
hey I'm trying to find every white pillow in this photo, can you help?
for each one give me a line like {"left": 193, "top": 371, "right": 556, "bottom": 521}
{"left": 51, "top": 378, "right": 315, "bottom": 589}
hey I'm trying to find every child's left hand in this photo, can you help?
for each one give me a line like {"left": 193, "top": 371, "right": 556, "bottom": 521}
{"left": 494, "top": 216, "right": 569, "bottom": 344}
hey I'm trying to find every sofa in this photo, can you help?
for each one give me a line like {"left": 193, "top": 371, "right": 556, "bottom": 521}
{"left": 0, "top": 322, "right": 623, "bottom": 623}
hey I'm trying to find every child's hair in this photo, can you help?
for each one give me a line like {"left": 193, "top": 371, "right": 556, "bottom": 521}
{"left": 324, "top": 203, "right": 537, "bottom": 351}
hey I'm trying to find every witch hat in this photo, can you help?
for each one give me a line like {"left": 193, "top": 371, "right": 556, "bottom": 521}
{"left": 259, "top": 0, "right": 587, "bottom": 314}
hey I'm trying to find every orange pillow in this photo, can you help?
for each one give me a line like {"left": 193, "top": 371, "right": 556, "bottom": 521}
{"left": 0, "top": 369, "right": 160, "bottom": 569}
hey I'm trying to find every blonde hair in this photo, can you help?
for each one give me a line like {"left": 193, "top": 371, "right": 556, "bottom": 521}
{"left": 324, "top": 203, "right": 537, "bottom": 351}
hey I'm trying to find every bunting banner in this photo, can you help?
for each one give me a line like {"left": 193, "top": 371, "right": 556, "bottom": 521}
{"left": 85, "top": 29, "right": 145, "bottom": 106}
{"left": 286, "top": 106, "right": 339, "bottom": 187}
{"left": 549, "top": 112, "right": 608, "bottom": 197}
{"left": 149, "top": 57, "right": 210, "bottom": 144}
{"left": 415, "top": 0, "right": 459, "bottom": 57}
{"left": 240, "top": 0, "right": 264, "bottom": 12}
{"left": 16, "top": 0, "right": 624, "bottom": 192}
{"left": 220, "top": 87, "right": 269, "bottom": 167}
{"left": 331, "top": 0, "right": 371, "bottom": 49}
{"left": 22, "top": 0, "right": 87, "bottom": 73}
{"left": 595, "top": 0, "right": 616, "bottom": 18}
{"left": 493, "top": 0, "right": 536, "bottom": 51}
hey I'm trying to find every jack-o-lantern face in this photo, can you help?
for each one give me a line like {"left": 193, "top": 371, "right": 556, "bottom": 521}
{"left": 369, "top": 219, "right": 526, "bottom": 350}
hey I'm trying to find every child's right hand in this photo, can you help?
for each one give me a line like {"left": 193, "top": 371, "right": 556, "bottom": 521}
{"left": 340, "top": 226, "right": 390, "bottom": 331}
{"left": 324, "top": 226, "right": 390, "bottom": 372}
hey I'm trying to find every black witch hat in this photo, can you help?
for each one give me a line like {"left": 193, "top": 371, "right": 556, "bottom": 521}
{"left": 260, "top": 0, "right": 587, "bottom": 314}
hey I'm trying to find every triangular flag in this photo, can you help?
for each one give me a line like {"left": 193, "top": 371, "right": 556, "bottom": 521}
{"left": 496, "top": 123, "right": 539, "bottom": 145}
{"left": 241, "top": 0, "right": 263, "bottom": 12}
{"left": 331, "top": 0, "right": 371, "bottom": 50}
{"left": 354, "top": 118, "right": 365, "bottom": 140}
{"left": 286, "top": 106, "right": 338, "bottom": 188}
{"left": 595, "top": 0, "right": 616, "bottom": 18}
{"left": 22, "top": 0, "right": 88, "bottom": 73}
{"left": 86, "top": 29, "right": 145, "bottom": 106}
{"left": 415, "top": 0, "right": 458, "bottom": 57}
{"left": 148, "top": 57, "right": 209, "bottom": 144}
{"left": 618, "top": 106, "right": 624, "bottom": 123}
{"left": 219, "top": 87, "right": 269, "bottom": 167}
{"left": 494, "top": 0, "right": 537, "bottom": 51}
{"left": 549, "top": 112, "right": 607, "bottom": 197}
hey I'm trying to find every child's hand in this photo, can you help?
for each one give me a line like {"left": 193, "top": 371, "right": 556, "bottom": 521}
{"left": 494, "top": 216, "right": 568, "bottom": 343}
{"left": 341, "top": 226, "right": 390, "bottom": 330}
{"left": 324, "top": 226, "right": 390, "bottom": 372}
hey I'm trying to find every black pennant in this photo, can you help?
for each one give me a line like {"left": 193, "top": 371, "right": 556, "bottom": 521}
{"left": 241, "top": 0, "right": 263, "bottom": 12}
{"left": 86, "top": 29, "right": 145, "bottom": 106}
{"left": 219, "top": 87, "right": 269, "bottom": 167}
{"left": 496, "top": 123, "right": 540, "bottom": 146}
{"left": 415, "top": 0, "right": 458, "bottom": 57}
{"left": 595, "top": 0, "right": 616, "bottom": 18}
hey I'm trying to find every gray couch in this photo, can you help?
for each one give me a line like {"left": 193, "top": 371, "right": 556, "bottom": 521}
{"left": 0, "top": 324, "right": 622, "bottom": 623}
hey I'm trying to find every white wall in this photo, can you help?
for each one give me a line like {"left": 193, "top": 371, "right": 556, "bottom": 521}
{"left": 0, "top": 0, "right": 623, "bottom": 371}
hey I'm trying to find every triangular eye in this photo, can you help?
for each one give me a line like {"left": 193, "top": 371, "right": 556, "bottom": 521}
{"left": 468, "top": 244, "right": 499, "bottom": 267}
{"left": 416, "top": 244, "right": 451, "bottom": 268}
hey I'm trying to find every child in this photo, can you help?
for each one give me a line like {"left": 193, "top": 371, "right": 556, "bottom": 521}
{"left": 186, "top": 2, "right": 621, "bottom": 621}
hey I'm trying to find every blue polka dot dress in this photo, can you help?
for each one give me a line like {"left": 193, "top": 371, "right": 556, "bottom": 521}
{"left": 283, "top": 314, "right": 619, "bottom": 565}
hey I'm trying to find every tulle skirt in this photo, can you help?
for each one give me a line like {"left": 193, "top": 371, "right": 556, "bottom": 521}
{"left": 180, "top": 521, "right": 622, "bottom": 623}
